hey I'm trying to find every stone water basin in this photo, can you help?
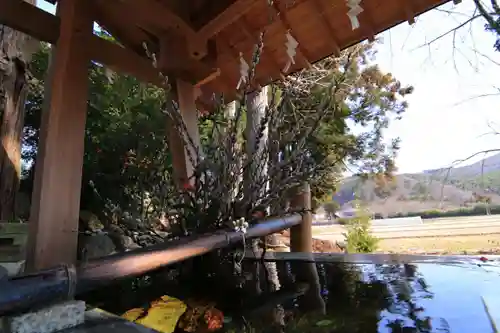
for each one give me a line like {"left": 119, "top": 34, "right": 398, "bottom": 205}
{"left": 72, "top": 255, "right": 500, "bottom": 333}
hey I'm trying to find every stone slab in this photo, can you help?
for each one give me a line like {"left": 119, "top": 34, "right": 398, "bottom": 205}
{"left": 1, "top": 301, "right": 86, "bottom": 333}
{"left": 0, "top": 261, "right": 25, "bottom": 276}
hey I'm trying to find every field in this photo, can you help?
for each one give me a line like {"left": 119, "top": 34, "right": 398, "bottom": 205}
{"left": 377, "top": 235, "right": 500, "bottom": 254}
{"left": 313, "top": 215, "right": 500, "bottom": 254}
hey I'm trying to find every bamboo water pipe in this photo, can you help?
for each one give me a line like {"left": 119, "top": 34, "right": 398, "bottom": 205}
{"left": 0, "top": 214, "right": 302, "bottom": 317}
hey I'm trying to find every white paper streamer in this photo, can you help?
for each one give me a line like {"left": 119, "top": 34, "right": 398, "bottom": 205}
{"left": 346, "top": 0, "right": 364, "bottom": 30}
{"left": 283, "top": 31, "right": 299, "bottom": 73}
{"left": 236, "top": 52, "right": 250, "bottom": 90}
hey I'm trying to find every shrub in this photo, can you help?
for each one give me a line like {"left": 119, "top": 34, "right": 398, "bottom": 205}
{"left": 343, "top": 212, "right": 378, "bottom": 253}
{"left": 386, "top": 204, "right": 500, "bottom": 219}
{"left": 337, "top": 217, "right": 351, "bottom": 225}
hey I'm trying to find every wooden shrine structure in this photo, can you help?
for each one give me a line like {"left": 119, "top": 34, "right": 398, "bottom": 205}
{"left": 0, "top": 0, "right": 455, "bottom": 271}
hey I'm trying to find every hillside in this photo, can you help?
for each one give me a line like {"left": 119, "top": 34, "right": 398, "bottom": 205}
{"left": 423, "top": 152, "right": 500, "bottom": 179}
{"left": 334, "top": 152, "right": 500, "bottom": 216}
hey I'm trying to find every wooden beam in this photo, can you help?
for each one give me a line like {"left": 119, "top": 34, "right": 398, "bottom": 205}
{"left": 402, "top": 0, "right": 416, "bottom": 25}
{"left": 187, "top": 0, "right": 265, "bottom": 60}
{"left": 238, "top": 17, "right": 286, "bottom": 80}
{"left": 194, "top": 69, "right": 221, "bottom": 88}
{"left": 120, "top": 0, "right": 196, "bottom": 38}
{"left": 196, "top": 0, "right": 258, "bottom": 40}
{"left": 0, "top": 0, "right": 59, "bottom": 44}
{"left": 271, "top": 1, "right": 313, "bottom": 70}
{"left": 189, "top": 0, "right": 234, "bottom": 29}
{"left": 92, "top": 0, "right": 152, "bottom": 55}
{"left": 89, "top": 37, "right": 167, "bottom": 86}
{"left": 110, "top": 0, "right": 213, "bottom": 59}
{"left": 358, "top": 4, "right": 376, "bottom": 42}
{"left": 311, "top": 0, "right": 341, "bottom": 57}
{"left": 217, "top": 35, "right": 261, "bottom": 90}
{"left": 27, "top": 0, "right": 93, "bottom": 271}
{"left": 1, "top": 0, "right": 219, "bottom": 88}
{"left": 0, "top": 0, "right": 167, "bottom": 86}
{"left": 158, "top": 33, "right": 221, "bottom": 86}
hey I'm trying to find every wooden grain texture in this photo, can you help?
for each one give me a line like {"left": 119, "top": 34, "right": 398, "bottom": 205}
{"left": 26, "top": 0, "right": 93, "bottom": 271}
{"left": 2, "top": 0, "right": 451, "bottom": 99}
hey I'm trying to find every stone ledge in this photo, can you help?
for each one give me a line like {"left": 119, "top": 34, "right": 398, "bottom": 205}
{"left": 1, "top": 300, "right": 86, "bottom": 333}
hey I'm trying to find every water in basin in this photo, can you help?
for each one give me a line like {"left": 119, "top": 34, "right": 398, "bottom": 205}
{"left": 80, "top": 257, "right": 500, "bottom": 333}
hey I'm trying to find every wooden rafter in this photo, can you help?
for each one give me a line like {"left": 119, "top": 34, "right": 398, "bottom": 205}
{"left": 96, "top": 0, "right": 212, "bottom": 60}
{"left": 237, "top": 17, "right": 286, "bottom": 81}
{"left": 187, "top": 0, "right": 263, "bottom": 60}
{"left": 1, "top": 0, "right": 165, "bottom": 85}
{"left": 218, "top": 34, "right": 262, "bottom": 90}
{"left": 10, "top": 0, "right": 456, "bottom": 102}
{"left": 47, "top": 0, "right": 259, "bottom": 61}
{"left": 402, "top": 0, "right": 416, "bottom": 25}
{"left": 118, "top": 0, "right": 196, "bottom": 38}
{"left": 158, "top": 33, "right": 221, "bottom": 86}
{"left": 96, "top": 0, "right": 261, "bottom": 62}
{"left": 271, "top": 0, "right": 313, "bottom": 70}
{"left": 189, "top": 0, "right": 234, "bottom": 29}
{"left": 196, "top": 0, "right": 259, "bottom": 40}
{"left": 311, "top": 0, "right": 341, "bottom": 57}
{"left": 357, "top": 2, "right": 376, "bottom": 42}
{"left": 208, "top": 39, "right": 234, "bottom": 91}
{"left": 0, "top": 0, "right": 219, "bottom": 88}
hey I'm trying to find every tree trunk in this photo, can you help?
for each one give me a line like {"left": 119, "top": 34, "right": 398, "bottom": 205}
{"left": 0, "top": 58, "right": 27, "bottom": 221}
{"left": 244, "top": 88, "right": 268, "bottom": 295}
{"left": 244, "top": 87, "right": 285, "bottom": 331}
{"left": 0, "top": 16, "right": 37, "bottom": 220}
{"left": 244, "top": 87, "right": 269, "bottom": 206}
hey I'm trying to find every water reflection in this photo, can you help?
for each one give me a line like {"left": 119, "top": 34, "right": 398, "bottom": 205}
{"left": 227, "top": 261, "right": 500, "bottom": 333}
{"left": 80, "top": 257, "right": 500, "bottom": 333}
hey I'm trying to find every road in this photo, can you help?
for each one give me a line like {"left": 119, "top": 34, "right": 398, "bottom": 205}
{"left": 313, "top": 215, "right": 500, "bottom": 241}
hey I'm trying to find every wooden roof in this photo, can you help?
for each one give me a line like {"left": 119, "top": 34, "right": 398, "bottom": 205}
{"left": 5, "top": 0, "right": 457, "bottom": 102}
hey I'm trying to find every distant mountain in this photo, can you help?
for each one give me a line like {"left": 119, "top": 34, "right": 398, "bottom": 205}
{"left": 334, "top": 152, "right": 500, "bottom": 216}
{"left": 423, "top": 152, "right": 500, "bottom": 179}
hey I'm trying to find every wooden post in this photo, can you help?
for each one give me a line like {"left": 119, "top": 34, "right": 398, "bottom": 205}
{"left": 26, "top": 0, "right": 92, "bottom": 271}
{"left": 290, "top": 183, "right": 313, "bottom": 252}
{"left": 289, "top": 183, "right": 325, "bottom": 313}
{"left": 168, "top": 79, "right": 201, "bottom": 187}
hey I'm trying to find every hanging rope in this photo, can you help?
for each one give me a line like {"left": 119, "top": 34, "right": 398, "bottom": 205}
{"left": 346, "top": 0, "right": 364, "bottom": 30}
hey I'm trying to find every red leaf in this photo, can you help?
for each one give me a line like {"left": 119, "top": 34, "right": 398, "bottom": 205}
{"left": 183, "top": 182, "right": 195, "bottom": 191}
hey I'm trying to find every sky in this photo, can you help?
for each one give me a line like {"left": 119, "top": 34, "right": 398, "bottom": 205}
{"left": 375, "top": 1, "right": 500, "bottom": 173}
{"left": 37, "top": 0, "right": 500, "bottom": 174}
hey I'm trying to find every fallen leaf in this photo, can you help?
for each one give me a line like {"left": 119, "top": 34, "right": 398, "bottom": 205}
{"left": 315, "top": 319, "right": 334, "bottom": 327}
